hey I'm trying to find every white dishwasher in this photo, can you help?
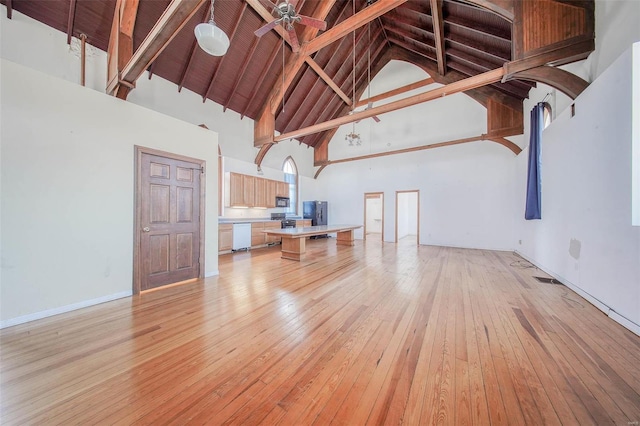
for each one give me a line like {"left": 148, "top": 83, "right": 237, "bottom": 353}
{"left": 232, "top": 223, "right": 252, "bottom": 251}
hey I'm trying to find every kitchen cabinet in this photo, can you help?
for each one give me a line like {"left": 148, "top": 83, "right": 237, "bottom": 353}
{"left": 219, "top": 223, "right": 233, "bottom": 252}
{"left": 276, "top": 181, "right": 290, "bottom": 198}
{"left": 266, "top": 179, "right": 276, "bottom": 208}
{"left": 228, "top": 173, "right": 288, "bottom": 208}
{"left": 242, "top": 175, "right": 255, "bottom": 207}
{"left": 229, "top": 173, "right": 244, "bottom": 207}
{"left": 254, "top": 178, "right": 267, "bottom": 208}
{"left": 295, "top": 220, "right": 312, "bottom": 228}
{"left": 251, "top": 222, "right": 265, "bottom": 247}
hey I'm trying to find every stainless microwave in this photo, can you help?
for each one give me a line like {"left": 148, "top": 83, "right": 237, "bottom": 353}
{"left": 275, "top": 196, "right": 290, "bottom": 207}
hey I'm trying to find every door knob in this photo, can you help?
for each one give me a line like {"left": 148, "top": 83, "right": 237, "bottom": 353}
{"left": 143, "top": 227, "right": 150, "bottom": 232}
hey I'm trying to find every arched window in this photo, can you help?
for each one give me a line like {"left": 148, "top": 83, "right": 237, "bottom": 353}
{"left": 542, "top": 102, "right": 553, "bottom": 129}
{"left": 282, "top": 156, "right": 298, "bottom": 215}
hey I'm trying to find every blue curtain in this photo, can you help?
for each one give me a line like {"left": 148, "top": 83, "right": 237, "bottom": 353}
{"left": 525, "top": 103, "right": 544, "bottom": 220}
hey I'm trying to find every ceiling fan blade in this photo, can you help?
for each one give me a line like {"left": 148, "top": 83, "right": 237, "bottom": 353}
{"left": 287, "top": 26, "right": 300, "bottom": 52}
{"left": 255, "top": 19, "right": 280, "bottom": 37}
{"left": 298, "top": 15, "right": 327, "bottom": 31}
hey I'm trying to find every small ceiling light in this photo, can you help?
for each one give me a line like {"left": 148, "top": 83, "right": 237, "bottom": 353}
{"left": 194, "top": 0, "right": 229, "bottom": 56}
{"left": 345, "top": 123, "right": 361, "bottom": 146}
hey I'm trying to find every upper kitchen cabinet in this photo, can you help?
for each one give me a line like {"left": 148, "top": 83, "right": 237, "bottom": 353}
{"left": 228, "top": 172, "right": 289, "bottom": 208}
{"left": 254, "top": 178, "right": 267, "bottom": 208}
{"left": 276, "top": 181, "right": 290, "bottom": 198}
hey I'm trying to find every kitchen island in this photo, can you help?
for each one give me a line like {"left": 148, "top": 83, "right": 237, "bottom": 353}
{"left": 263, "top": 224, "right": 362, "bottom": 261}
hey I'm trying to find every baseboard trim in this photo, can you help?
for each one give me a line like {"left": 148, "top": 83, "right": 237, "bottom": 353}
{"left": 514, "top": 250, "right": 640, "bottom": 336}
{"left": 205, "top": 270, "right": 220, "bottom": 278}
{"left": 608, "top": 310, "right": 640, "bottom": 337}
{"left": 0, "top": 290, "right": 132, "bottom": 329}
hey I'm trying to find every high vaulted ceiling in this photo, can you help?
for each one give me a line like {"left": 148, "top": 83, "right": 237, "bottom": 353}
{"left": 3, "top": 0, "right": 594, "bottom": 155}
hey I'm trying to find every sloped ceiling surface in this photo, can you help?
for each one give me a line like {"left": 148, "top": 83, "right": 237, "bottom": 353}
{"left": 5, "top": 0, "right": 547, "bottom": 148}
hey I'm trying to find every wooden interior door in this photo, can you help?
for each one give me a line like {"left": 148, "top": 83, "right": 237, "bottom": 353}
{"left": 138, "top": 151, "right": 203, "bottom": 292}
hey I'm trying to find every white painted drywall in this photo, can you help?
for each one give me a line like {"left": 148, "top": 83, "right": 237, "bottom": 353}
{"left": 515, "top": 45, "right": 640, "bottom": 329}
{"left": 0, "top": 60, "right": 218, "bottom": 325}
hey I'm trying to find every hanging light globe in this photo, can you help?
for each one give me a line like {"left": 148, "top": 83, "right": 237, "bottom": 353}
{"left": 194, "top": 0, "right": 229, "bottom": 56}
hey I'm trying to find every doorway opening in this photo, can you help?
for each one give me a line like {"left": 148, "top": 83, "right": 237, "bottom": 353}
{"left": 395, "top": 190, "right": 419, "bottom": 244}
{"left": 364, "top": 192, "right": 384, "bottom": 241}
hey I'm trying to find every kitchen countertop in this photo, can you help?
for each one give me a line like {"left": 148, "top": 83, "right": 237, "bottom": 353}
{"left": 219, "top": 216, "right": 304, "bottom": 224}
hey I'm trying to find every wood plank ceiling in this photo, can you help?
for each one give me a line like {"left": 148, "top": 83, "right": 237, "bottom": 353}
{"left": 6, "top": 0, "right": 580, "bottom": 149}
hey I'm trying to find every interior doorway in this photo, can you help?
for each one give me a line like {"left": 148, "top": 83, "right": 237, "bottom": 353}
{"left": 134, "top": 146, "right": 206, "bottom": 294}
{"left": 395, "top": 190, "right": 419, "bottom": 244}
{"left": 364, "top": 192, "right": 384, "bottom": 241}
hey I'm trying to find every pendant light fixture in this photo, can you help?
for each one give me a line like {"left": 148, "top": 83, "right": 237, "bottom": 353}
{"left": 194, "top": 0, "right": 230, "bottom": 56}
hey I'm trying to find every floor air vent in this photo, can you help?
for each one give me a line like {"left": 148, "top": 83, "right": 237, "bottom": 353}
{"left": 534, "top": 276, "right": 563, "bottom": 285}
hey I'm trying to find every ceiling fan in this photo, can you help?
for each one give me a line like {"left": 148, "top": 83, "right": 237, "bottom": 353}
{"left": 254, "top": 0, "right": 327, "bottom": 52}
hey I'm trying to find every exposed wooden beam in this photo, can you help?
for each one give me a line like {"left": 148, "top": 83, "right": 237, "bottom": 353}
{"left": 66, "top": 0, "right": 78, "bottom": 44}
{"left": 274, "top": 68, "right": 505, "bottom": 142}
{"left": 506, "top": 65, "right": 589, "bottom": 100}
{"left": 429, "top": 0, "right": 446, "bottom": 75}
{"left": 445, "top": 15, "right": 510, "bottom": 43}
{"left": 254, "top": 142, "right": 275, "bottom": 166}
{"left": 298, "top": 24, "right": 376, "bottom": 131}
{"left": 178, "top": 2, "right": 212, "bottom": 92}
{"left": 6, "top": 0, "right": 12, "bottom": 19}
{"left": 107, "top": 0, "right": 206, "bottom": 99}
{"left": 305, "top": 57, "right": 352, "bottom": 106}
{"left": 224, "top": 35, "right": 260, "bottom": 112}
{"left": 263, "top": 0, "right": 337, "bottom": 115}
{"left": 502, "top": 39, "right": 594, "bottom": 82}
{"left": 305, "top": 0, "right": 409, "bottom": 55}
{"left": 203, "top": 3, "right": 246, "bottom": 102}
{"left": 355, "top": 77, "right": 434, "bottom": 108}
{"left": 316, "top": 133, "right": 520, "bottom": 174}
{"left": 313, "top": 164, "right": 328, "bottom": 179}
{"left": 106, "top": 0, "right": 141, "bottom": 99}
{"left": 286, "top": 22, "right": 375, "bottom": 135}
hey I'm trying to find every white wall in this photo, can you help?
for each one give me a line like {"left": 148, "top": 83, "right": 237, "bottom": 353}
{"left": 515, "top": 45, "right": 640, "bottom": 332}
{"left": 0, "top": 60, "right": 219, "bottom": 326}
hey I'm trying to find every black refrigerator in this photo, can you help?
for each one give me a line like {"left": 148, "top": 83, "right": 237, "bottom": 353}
{"left": 303, "top": 201, "right": 328, "bottom": 238}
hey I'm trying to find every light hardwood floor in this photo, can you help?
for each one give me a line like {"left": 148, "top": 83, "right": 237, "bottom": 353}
{"left": 1, "top": 239, "right": 639, "bottom": 425}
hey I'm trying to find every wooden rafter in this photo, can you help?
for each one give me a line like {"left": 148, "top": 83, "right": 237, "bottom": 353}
{"left": 203, "top": 3, "right": 246, "bottom": 102}
{"left": 429, "top": 0, "right": 446, "bottom": 75}
{"left": 66, "top": 0, "right": 78, "bottom": 44}
{"left": 107, "top": 0, "right": 206, "bottom": 99}
{"left": 275, "top": 68, "right": 505, "bottom": 142}
{"left": 305, "top": 0, "right": 409, "bottom": 55}
{"left": 224, "top": 35, "right": 260, "bottom": 112}
{"left": 356, "top": 77, "right": 434, "bottom": 108}
{"left": 305, "top": 57, "right": 352, "bottom": 106}
{"left": 285, "top": 20, "right": 372, "bottom": 134}
{"left": 261, "top": 0, "right": 338, "bottom": 115}
{"left": 178, "top": 2, "right": 212, "bottom": 92}
{"left": 304, "top": 33, "right": 385, "bottom": 137}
